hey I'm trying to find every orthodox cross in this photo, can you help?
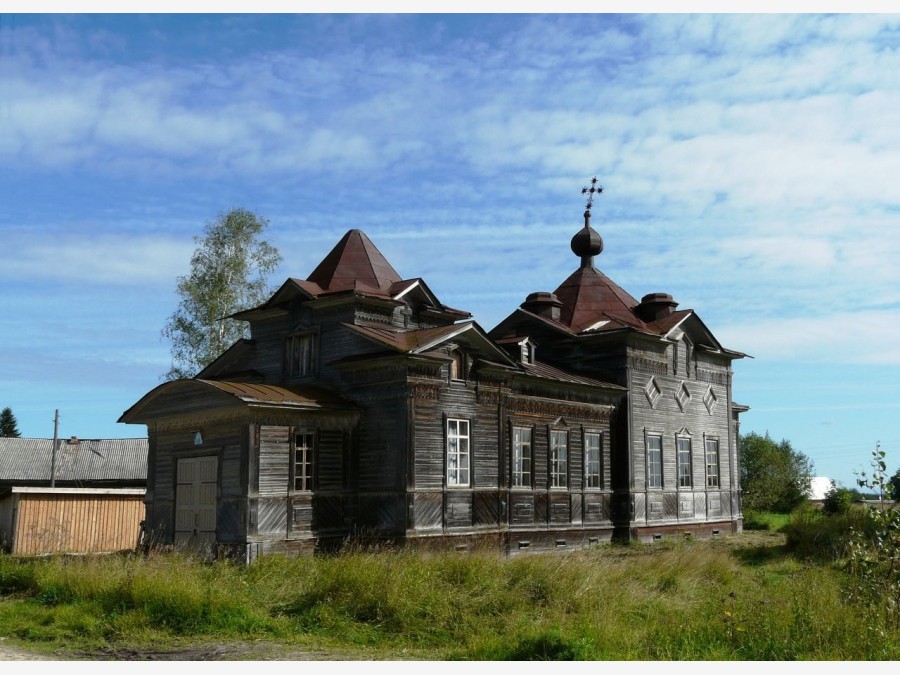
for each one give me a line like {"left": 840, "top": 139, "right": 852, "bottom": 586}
{"left": 582, "top": 177, "right": 603, "bottom": 213}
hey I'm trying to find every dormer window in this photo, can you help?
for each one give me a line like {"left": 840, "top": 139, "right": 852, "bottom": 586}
{"left": 450, "top": 348, "right": 468, "bottom": 380}
{"left": 285, "top": 332, "right": 316, "bottom": 377}
{"left": 521, "top": 339, "right": 536, "bottom": 365}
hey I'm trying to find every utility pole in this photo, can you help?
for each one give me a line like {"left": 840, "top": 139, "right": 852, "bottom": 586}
{"left": 50, "top": 409, "right": 59, "bottom": 488}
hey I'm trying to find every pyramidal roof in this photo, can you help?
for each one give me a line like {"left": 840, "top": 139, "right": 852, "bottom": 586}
{"left": 306, "top": 229, "right": 402, "bottom": 294}
{"left": 553, "top": 265, "right": 643, "bottom": 333}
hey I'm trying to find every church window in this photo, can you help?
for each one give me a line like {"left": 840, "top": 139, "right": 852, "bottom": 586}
{"left": 511, "top": 426, "right": 532, "bottom": 488}
{"left": 584, "top": 431, "right": 602, "bottom": 489}
{"left": 705, "top": 439, "right": 720, "bottom": 488}
{"left": 550, "top": 430, "right": 568, "bottom": 488}
{"left": 285, "top": 333, "right": 316, "bottom": 377}
{"left": 677, "top": 436, "right": 693, "bottom": 488}
{"left": 293, "top": 431, "right": 315, "bottom": 491}
{"left": 446, "top": 418, "right": 471, "bottom": 487}
{"left": 647, "top": 434, "right": 663, "bottom": 489}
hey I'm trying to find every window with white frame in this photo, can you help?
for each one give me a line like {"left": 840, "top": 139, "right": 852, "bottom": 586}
{"left": 705, "top": 438, "right": 720, "bottom": 488}
{"left": 550, "top": 430, "right": 568, "bottom": 488}
{"left": 293, "top": 431, "right": 314, "bottom": 491}
{"left": 584, "top": 431, "right": 602, "bottom": 489}
{"left": 677, "top": 436, "right": 692, "bottom": 488}
{"left": 647, "top": 434, "right": 662, "bottom": 489}
{"left": 512, "top": 426, "right": 532, "bottom": 488}
{"left": 446, "top": 418, "right": 470, "bottom": 487}
{"left": 285, "top": 333, "right": 316, "bottom": 377}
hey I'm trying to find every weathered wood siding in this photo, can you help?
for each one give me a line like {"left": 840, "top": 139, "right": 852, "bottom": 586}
{"left": 146, "top": 423, "right": 246, "bottom": 547}
{"left": 628, "top": 337, "right": 736, "bottom": 527}
{"left": 3, "top": 490, "right": 144, "bottom": 555}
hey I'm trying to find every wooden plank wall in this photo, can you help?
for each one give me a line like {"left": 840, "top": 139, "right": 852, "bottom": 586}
{"left": 629, "top": 339, "right": 735, "bottom": 527}
{"left": 10, "top": 493, "right": 144, "bottom": 555}
{"left": 0, "top": 496, "right": 14, "bottom": 552}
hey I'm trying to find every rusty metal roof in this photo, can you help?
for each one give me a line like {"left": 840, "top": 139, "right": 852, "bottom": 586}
{"left": 553, "top": 265, "right": 644, "bottom": 334}
{"left": 521, "top": 361, "right": 623, "bottom": 388}
{"left": 0, "top": 437, "right": 147, "bottom": 486}
{"left": 197, "top": 380, "right": 355, "bottom": 409}
{"left": 119, "top": 379, "right": 357, "bottom": 424}
{"left": 307, "top": 229, "right": 402, "bottom": 294}
{"left": 342, "top": 322, "right": 476, "bottom": 354}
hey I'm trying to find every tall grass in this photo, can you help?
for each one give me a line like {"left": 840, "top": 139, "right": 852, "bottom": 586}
{"left": 1, "top": 537, "right": 898, "bottom": 660}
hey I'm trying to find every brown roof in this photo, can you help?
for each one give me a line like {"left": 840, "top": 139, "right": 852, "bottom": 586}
{"left": 553, "top": 266, "right": 644, "bottom": 333}
{"left": 119, "top": 379, "right": 355, "bottom": 424}
{"left": 307, "top": 229, "right": 402, "bottom": 294}
{"left": 343, "top": 322, "right": 475, "bottom": 354}
{"left": 521, "top": 361, "right": 621, "bottom": 388}
{"left": 197, "top": 380, "right": 355, "bottom": 409}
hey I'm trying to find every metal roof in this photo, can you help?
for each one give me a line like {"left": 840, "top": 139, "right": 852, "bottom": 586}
{"left": 0, "top": 437, "right": 147, "bottom": 485}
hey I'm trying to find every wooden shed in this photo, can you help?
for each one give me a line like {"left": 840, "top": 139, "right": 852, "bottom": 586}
{"left": 0, "top": 437, "right": 148, "bottom": 555}
{"left": 0, "top": 487, "right": 145, "bottom": 555}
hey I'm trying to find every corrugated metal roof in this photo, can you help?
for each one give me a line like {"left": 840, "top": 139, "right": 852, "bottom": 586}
{"left": 0, "top": 437, "right": 147, "bottom": 484}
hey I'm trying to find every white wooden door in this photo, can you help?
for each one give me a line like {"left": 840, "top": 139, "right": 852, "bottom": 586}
{"left": 175, "top": 456, "right": 218, "bottom": 556}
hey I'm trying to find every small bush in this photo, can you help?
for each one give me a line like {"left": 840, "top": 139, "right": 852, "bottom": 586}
{"left": 823, "top": 485, "right": 855, "bottom": 515}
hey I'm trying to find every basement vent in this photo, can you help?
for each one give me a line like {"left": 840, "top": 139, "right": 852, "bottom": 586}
{"left": 518, "top": 541, "right": 531, "bottom": 550}
{"left": 455, "top": 543, "right": 469, "bottom": 551}
{"left": 555, "top": 539, "right": 567, "bottom": 548}
{"left": 653, "top": 534, "right": 662, "bottom": 542}
{"left": 588, "top": 537, "right": 599, "bottom": 544}
{"left": 712, "top": 529, "right": 720, "bottom": 537}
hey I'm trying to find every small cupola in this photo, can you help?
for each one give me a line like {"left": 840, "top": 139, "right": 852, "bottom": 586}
{"left": 571, "top": 177, "right": 604, "bottom": 268}
{"left": 635, "top": 292, "right": 679, "bottom": 322}
{"left": 522, "top": 291, "right": 563, "bottom": 321}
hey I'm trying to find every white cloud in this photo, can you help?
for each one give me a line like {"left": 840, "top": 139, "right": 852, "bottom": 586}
{"left": 716, "top": 309, "right": 900, "bottom": 366}
{"left": 0, "top": 232, "right": 193, "bottom": 286}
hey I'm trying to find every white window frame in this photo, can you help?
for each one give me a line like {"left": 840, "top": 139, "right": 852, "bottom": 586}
{"left": 647, "top": 434, "right": 663, "bottom": 489}
{"left": 446, "top": 418, "right": 471, "bottom": 487}
{"left": 511, "top": 426, "right": 532, "bottom": 488}
{"left": 550, "top": 429, "right": 568, "bottom": 488}
{"left": 677, "top": 435, "right": 693, "bottom": 488}
{"left": 705, "top": 438, "right": 720, "bottom": 488}
{"left": 584, "top": 431, "right": 602, "bottom": 489}
{"left": 293, "top": 430, "right": 315, "bottom": 492}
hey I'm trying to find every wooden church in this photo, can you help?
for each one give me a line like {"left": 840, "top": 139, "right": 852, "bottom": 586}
{"left": 120, "top": 183, "right": 747, "bottom": 561}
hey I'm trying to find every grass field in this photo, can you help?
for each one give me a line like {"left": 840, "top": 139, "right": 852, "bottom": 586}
{"left": 1, "top": 519, "right": 897, "bottom": 661}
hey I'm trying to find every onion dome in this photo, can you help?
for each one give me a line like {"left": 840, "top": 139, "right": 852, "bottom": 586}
{"left": 571, "top": 209, "right": 604, "bottom": 268}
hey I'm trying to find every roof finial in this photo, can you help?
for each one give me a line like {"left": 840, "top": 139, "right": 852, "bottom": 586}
{"left": 581, "top": 176, "right": 603, "bottom": 217}
{"left": 572, "top": 177, "right": 604, "bottom": 268}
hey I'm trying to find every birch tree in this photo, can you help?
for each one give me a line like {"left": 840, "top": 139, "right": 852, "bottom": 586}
{"left": 162, "top": 208, "right": 281, "bottom": 380}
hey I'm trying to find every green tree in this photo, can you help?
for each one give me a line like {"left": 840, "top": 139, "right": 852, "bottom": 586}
{"left": 0, "top": 407, "right": 21, "bottom": 437}
{"left": 162, "top": 208, "right": 281, "bottom": 380}
{"left": 822, "top": 481, "right": 855, "bottom": 515}
{"left": 740, "top": 431, "right": 813, "bottom": 513}
{"left": 888, "top": 468, "right": 900, "bottom": 501}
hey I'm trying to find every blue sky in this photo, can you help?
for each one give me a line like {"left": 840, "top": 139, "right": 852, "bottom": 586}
{"left": 1, "top": 13, "right": 898, "bottom": 489}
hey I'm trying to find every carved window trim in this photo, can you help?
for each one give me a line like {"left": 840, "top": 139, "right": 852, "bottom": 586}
{"left": 646, "top": 433, "right": 663, "bottom": 489}
{"left": 676, "top": 433, "right": 693, "bottom": 489}
{"left": 511, "top": 425, "right": 533, "bottom": 489}
{"left": 446, "top": 417, "right": 471, "bottom": 488}
{"left": 291, "top": 429, "right": 316, "bottom": 493}
{"left": 705, "top": 437, "right": 720, "bottom": 488}
{"left": 284, "top": 331, "right": 318, "bottom": 378}
{"left": 583, "top": 430, "right": 603, "bottom": 490}
{"left": 675, "top": 382, "right": 691, "bottom": 412}
{"left": 549, "top": 429, "right": 568, "bottom": 489}
{"left": 644, "top": 377, "right": 662, "bottom": 408}
{"left": 703, "top": 386, "right": 718, "bottom": 415}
